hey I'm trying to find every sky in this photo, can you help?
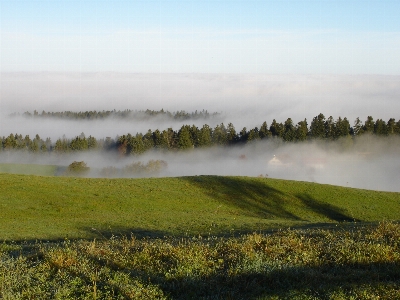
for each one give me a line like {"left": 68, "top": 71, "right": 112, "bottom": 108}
{"left": 1, "top": 0, "right": 399, "bottom": 74}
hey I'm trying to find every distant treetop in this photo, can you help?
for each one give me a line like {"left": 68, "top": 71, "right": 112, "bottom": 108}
{"left": 17, "top": 109, "right": 221, "bottom": 121}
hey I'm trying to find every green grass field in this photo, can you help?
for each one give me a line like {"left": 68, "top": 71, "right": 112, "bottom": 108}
{"left": 1, "top": 172, "right": 399, "bottom": 241}
{"left": 1, "top": 172, "right": 399, "bottom": 298}
{"left": 0, "top": 163, "right": 58, "bottom": 176}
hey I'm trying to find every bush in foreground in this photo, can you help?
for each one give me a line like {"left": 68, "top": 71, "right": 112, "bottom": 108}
{"left": 0, "top": 222, "right": 399, "bottom": 299}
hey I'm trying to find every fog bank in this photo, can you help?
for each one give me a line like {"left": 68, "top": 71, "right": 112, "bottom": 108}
{"left": 1, "top": 73, "right": 400, "bottom": 140}
{"left": 0, "top": 136, "right": 399, "bottom": 193}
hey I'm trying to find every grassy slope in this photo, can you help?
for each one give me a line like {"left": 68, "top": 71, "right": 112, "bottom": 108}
{"left": 0, "top": 173, "right": 399, "bottom": 240}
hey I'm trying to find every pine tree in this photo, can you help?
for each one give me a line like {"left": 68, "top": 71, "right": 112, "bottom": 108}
{"left": 387, "top": 118, "right": 396, "bottom": 135}
{"left": 198, "top": 124, "right": 212, "bottom": 147}
{"left": 269, "top": 120, "right": 284, "bottom": 138}
{"left": 295, "top": 119, "right": 308, "bottom": 141}
{"left": 226, "top": 123, "right": 238, "bottom": 144}
{"left": 353, "top": 117, "right": 364, "bottom": 136}
{"left": 374, "top": 119, "right": 387, "bottom": 135}
{"left": 152, "top": 129, "right": 164, "bottom": 149}
{"left": 130, "top": 134, "right": 145, "bottom": 155}
{"left": 189, "top": 125, "right": 200, "bottom": 147}
{"left": 29, "top": 140, "right": 39, "bottom": 152}
{"left": 143, "top": 130, "right": 154, "bottom": 151}
{"left": 325, "top": 116, "right": 335, "bottom": 139}
{"left": 87, "top": 135, "right": 97, "bottom": 149}
{"left": 212, "top": 123, "right": 228, "bottom": 146}
{"left": 247, "top": 128, "right": 260, "bottom": 142}
{"left": 178, "top": 125, "right": 193, "bottom": 149}
{"left": 310, "top": 113, "right": 326, "bottom": 139}
{"left": 363, "top": 116, "right": 374, "bottom": 133}
{"left": 259, "top": 121, "right": 271, "bottom": 139}
{"left": 334, "top": 117, "right": 350, "bottom": 138}
{"left": 283, "top": 118, "right": 295, "bottom": 141}
{"left": 239, "top": 127, "right": 248, "bottom": 143}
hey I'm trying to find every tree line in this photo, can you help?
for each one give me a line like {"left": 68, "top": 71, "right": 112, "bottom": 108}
{"left": 1, "top": 114, "right": 400, "bottom": 155}
{"left": 14, "top": 109, "right": 220, "bottom": 121}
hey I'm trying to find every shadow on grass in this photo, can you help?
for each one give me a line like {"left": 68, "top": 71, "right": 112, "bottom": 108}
{"left": 162, "top": 261, "right": 400, "bottom": 299}
{"left": 80, "top": 226, "right": 172, "bottom": 240}
{"left": 183, "top": 176, "right": 357, "bottom": 223}
{"left": 179, "top": 263, "right": 400, "bottom": 299}
{"left": 295, "top": 193, "right": 360, "bottom": 222}
{"left": 2, "top": 223, "right": 399, "bottom": 299}
{"left": 78, "top": 252, "right": 400, "bottom": 299}
{"left": 183, "top": 176, "right": 301, "bottom": 220}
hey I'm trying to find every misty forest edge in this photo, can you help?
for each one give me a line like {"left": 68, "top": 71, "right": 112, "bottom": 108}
{"left": 2, "top": 110, "right": 400, "bottom": 155}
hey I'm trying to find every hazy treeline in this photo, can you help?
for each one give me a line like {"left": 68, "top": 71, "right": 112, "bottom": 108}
{"left": 1, "top": 113, "right": 400, "bottom": 155}
{"left": 62, "top": 160, "right": 168, "bottom": 177}
{"left": 14, "top": 109, "right": 220, "bottom": 121}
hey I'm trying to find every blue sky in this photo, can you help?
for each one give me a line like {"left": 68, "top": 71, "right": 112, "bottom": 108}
{"left": 1, "top": 0, "right": 399, "bottom": 74}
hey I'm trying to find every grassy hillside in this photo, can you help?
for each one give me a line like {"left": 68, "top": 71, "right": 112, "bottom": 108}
{"left": 1, "top": 173, "right": 399, "bottom": 240}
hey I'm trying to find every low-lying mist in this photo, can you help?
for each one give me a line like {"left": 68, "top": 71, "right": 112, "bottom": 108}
{"left": 1, "top": 72, "right": 398, "bottom": 192}
{"left": 1, "top": 135, "right": 399, "bottom": 193}
{"left": 1, "top": 73, "right": 400, "bottom": 140}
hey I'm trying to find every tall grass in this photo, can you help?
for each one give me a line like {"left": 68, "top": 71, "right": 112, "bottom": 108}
{"left": 1, "top": 222, "right": 399, "bottom": 299}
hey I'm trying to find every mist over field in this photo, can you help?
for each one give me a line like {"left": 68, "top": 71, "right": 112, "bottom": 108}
{"left": 0, "top": 72, "right": 399, "bottom": 192}
{"left": 0, "top": 135, "right": 399, "bottom": 193}
{"left": 1, "top": 73, "right": 400, "bottom": 140}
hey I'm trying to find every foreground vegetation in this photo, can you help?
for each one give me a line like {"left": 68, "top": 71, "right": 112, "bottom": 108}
{"left": 1, "top": 222, "right": 399, "bottom": 299}
{"left": 1, "top": 173, "right": 399, "bottom": 240}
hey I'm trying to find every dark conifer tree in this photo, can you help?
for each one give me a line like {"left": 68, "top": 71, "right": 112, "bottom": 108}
{"left": 310, "top": 113, "right": 326, "bottom": 139}
{"left": 259, "top": 121, "right": 271, "bottom": 139}
{"left": 152, "top": 129, "right": 164, "bottom": 149}
{"left": 387, "top": 118, "right": 397, "bottom": 135}
{"left": 270, "top": 119, "right": 284, "bottom": 138}
{"left": 283, "top": 118, "right": 296, "bottom": 141}
{"left": 143, "top": 130, "right": 154, "bottom": 151}
{"left": 162, "top": 128, "right": 176, "bottom": 149}
{"left": 130, "top": 134, "right": 145, "bottom": 155}
{"left": 212, "top": 123, "right": 228, "bottom": 146}
{"left": 247, "top": 128, "right": 260, "bottom": 142}
{"left": 198, "top": 124, "right": 212, "bottom": 147}
{"left": 227, "top": 123, "right": 239, "bottom": 144}
{"left": 325, "top": 116, "right": 335, "bottom": 139}
{"left": 363, "top": 116, "right": 375, "bottom": 133}
{"left": 353, "top": 117, "right": 364, "bottom": 136}
{"left": 295, "top": 119, "right": 308, "bottom": 141}
{"left": 374, "top": 119, "right": 387, "bottom": 135}
{"left": 333, "top": 117, "right": 348, "bottom": 138}
{"left": 87, "top": 135, "right": 97, "bottom": 149}
{"left": 239, "top": 127, "right": 248, "bottom": 143}
{"left": 178, "top": 125, "right": 193, "bottom": 149}
{"left": 189, "top": 125, "right": 200, "bottom": 147}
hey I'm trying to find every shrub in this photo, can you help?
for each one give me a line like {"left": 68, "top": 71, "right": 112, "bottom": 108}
{"left": 64, "top": 161, "right": 90, "bottom": 176}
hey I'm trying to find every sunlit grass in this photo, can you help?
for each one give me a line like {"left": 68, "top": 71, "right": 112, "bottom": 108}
{"left": 1, "top": 222, "right": 399, "bottom": 299}
{"left": 0, "top": 173, "right": 399, "bottom": 240}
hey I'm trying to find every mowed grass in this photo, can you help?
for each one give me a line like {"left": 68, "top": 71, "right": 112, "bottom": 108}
{"left": 1, "top": 173, "right": 399, "bottom": 241}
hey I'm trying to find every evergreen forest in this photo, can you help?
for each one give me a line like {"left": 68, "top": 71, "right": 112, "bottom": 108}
{"left": 2, "top": 112, "right": 400, "bottom": 156}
